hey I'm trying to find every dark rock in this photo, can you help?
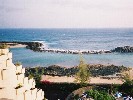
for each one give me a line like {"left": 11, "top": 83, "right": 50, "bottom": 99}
{"left": 112, "top": 46, "right": 133, "bottom": 53}
{"left": 25, "top": 64, "right": 129, "bottom": 77}
{"left": 0, "top": 41, "right": 43, "bottom": 51}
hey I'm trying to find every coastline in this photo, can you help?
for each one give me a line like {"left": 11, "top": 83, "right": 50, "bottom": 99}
{"left": 26, "top": 64, "right": 132, "bottom": 84}
{"left": 9, "top": 43, "right": 27, "bottom": 48}
{"left": 0, "top": 41, "right": 42, "bottom": 50}
{"left": 1, "top": 41, "right": 133, "bottom": 67}
{"left": 1, "top": 41, "right": 133, "bottom": 54}
{"left": 41, "top": 67, "right": 133, "bottom": 84}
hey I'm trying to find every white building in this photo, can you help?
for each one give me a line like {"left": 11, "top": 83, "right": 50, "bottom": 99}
{"left": 0, "top": 49, "right": 44, "bottom": 100}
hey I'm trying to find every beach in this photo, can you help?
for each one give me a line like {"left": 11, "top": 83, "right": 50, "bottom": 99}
{"left": 9, "top": 43, "right": 27, "bottom": 48}
{"left": 41, "top": 75, "right": 123, "bottom": 84}
{"left": 42, "top": 68, "right": 133, "bottom": 84}
{"left": 0, "top": 42, "right": 27, "bottom": 48}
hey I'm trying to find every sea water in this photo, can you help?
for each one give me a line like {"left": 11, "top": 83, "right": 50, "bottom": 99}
{"left": 0, "top": 28, "right": 133, "bottom": 67}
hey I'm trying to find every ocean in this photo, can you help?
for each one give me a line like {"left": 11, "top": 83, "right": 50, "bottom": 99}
{"left": 0, "top": 28, "right": 133, "bottom": 67}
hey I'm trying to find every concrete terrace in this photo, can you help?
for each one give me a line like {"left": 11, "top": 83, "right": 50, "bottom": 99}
{"left": 0, "top": 49, "right": 44, "bottom": 100}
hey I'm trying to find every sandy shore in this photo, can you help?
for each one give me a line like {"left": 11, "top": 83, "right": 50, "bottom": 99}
{"left": 9, "top": 44, "right": 27, "bottom": 48}
{"left": 2, "top": 43, "right": 27, "bottom": 48}
{"left": 41, "top": 75, "right": 123, "bottom": 84}
{"left": 42, "top": 68, "right": 133, "bottom": 84}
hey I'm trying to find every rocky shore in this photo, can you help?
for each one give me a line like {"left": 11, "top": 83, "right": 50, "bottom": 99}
{"left": 0, "top": 41, "right": 43, "bottom": 51}
{"left": 25, "top": 64, "right": 130, "bottom": 77}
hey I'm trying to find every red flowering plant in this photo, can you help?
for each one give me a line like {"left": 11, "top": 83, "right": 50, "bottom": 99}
{"left": 41, "top": 80, "right": 53, "bottom": 85}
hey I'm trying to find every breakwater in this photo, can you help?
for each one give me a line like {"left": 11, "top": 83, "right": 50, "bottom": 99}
{"left": 36, "top": 45, "right": 133, "bottom": 54}
{"left": 38, "top": 47, "right": 112, "bottom": 54}
{"left": 0, "top": 41, "right": 133, "bottom": 54}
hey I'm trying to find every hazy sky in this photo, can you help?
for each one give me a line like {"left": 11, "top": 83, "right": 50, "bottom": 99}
{"left": 0, "top": 0, "right": 133, "bottom": 28}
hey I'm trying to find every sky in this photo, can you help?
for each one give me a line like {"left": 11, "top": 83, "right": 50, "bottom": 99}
{"left": 0, "top": 0, "right": 133, "bottom": 28}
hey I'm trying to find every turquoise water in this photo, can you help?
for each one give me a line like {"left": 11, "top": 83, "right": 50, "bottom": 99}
{"left": 10, "top": 48, "right": 133, "bottom": 67}
{"left": 1, "top": 28, "right": 133, "bottom": 67}
{"left": 1, "top": 28, "right": 133, "bottom": 50}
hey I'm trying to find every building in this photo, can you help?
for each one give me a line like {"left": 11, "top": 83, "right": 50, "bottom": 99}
{"left": 0, "top": 49, "right": 44, "bottom": 100}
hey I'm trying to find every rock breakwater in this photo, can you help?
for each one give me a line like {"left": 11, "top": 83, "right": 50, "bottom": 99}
{"left": 38, "top": 47, "right": 112, "bottom": 54}
{"left": 1, "top": 41, "right": 133, "bottom": 54}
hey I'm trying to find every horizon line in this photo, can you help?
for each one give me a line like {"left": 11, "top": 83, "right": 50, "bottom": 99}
{"left": 0, "top": 27, "right": 133, "bottom": 29}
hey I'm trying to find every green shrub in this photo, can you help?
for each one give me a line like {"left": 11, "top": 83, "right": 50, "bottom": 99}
{"left": 119, "top": 80, "right": 133, "bottom": 96}
{"left": 86, "top": 89, "right": 115, "bottom": 100}
{"left": 15, "top": 83, "right": 23, "bottom": 89}
{"left": 15, "top": 62, "right": 21, "bottom": 66}
{"left": 74, "top": 94, "right": 79, "bottom": 100}
{"left": 0, "top": 43, "right": 8, "bottom": 49}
